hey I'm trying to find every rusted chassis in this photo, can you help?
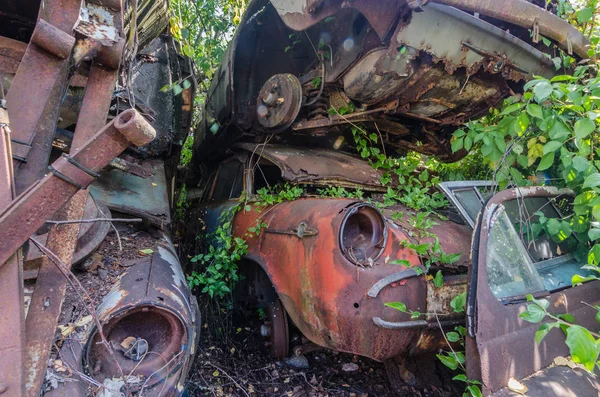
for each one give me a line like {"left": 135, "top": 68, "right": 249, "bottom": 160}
{"left": 234, "top": 198, "right": 461, "bottom": 362}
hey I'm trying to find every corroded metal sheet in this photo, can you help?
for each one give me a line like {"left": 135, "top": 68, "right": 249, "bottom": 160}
{"left": 471, "top": 187, "right": 600, "bottom": 393}
{"left": 234, "top": 143, "right": 386, "bottom": 190}
{"left": 47, "top": 236, "right": 200, "bottom": 396}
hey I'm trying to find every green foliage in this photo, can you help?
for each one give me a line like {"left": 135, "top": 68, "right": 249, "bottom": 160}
{"left": 520, "top": 294, "right": 600, "bottom": 372}
{"left": 344, "top": 118, "right": 448, "bottom": 212}
{"left": 387, "top": 291, "right": 481, "bottom": 397}
{"left": 316, "top": 186, "right": 364, "bottom": 199}
{"left": 169, "top": 0, "right": 246, "bottom": 100}
{"left": 453, "top": 68, "right": 600, "bottom": 264}
{"left": 179, "top": 133, "right": 194, "bottom": 166}
{"left": 187, "top": 183, "right": 304, "bottom": 299}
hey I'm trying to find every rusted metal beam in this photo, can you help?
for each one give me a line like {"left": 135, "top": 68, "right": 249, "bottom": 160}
{"left": 428, "top": 0, "right": 590, "bottom": 59}
{"left": 0, "top": 107, "right": 25, "bottom": 397}
{"left": 0, "top": 109, "right": 156, "bottom": 266}
{"left": 24, "top": 56, "right": 124, "bottom": 397}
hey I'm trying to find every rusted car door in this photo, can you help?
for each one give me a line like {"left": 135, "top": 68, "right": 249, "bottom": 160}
{"left": 468, "top": 187, "right": 600, "bottom": 395}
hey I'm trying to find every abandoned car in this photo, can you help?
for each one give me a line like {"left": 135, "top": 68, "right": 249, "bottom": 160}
{"left": 186, "top": 144, "right": 600, "bottom": 395}
{"left": 191, "top": 0, "right": 588, "bottom": 168}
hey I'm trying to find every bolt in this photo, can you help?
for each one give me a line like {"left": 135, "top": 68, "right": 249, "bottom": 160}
{"left": 257, "top": 104, "right": 269, "bottom": 118}
{"left": 263, "top": 92, "right": 275, "bottom": 106}
{"left": 0, "top": 383, "right": 7, "bottom": 394}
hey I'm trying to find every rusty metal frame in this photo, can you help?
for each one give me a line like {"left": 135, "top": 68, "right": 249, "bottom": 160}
{"left": 0, "top": 109, "right": 155, "bottom": 266}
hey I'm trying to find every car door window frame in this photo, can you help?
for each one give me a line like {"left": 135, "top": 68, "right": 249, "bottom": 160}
{"left": 439, "top": 181, "right": 495, "bottom": 228}
{"left": 208, "top": 158, "right": 245, "bottom": 202}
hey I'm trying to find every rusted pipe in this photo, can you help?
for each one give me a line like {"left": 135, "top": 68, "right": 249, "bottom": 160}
{"left": 0, "top": 109, "right": 155, "bottom": 266}
{"left": 429, "top": 0, "right": 590, "bottom": 59}
{"left": 30, "top": 19, "right": 76, "bottom": 59}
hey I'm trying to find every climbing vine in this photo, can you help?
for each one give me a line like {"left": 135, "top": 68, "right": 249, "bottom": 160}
{"left": 187, "top": 183, "right": 303, "bottom": 299}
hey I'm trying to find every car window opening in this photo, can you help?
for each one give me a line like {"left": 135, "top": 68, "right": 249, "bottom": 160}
{"left": 486, "top": 196, "right": 593, "bottom": 301}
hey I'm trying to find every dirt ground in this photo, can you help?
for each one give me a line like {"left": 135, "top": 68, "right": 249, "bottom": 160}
{"left": 185, "top": 304, "right": 398, "bottom": 397}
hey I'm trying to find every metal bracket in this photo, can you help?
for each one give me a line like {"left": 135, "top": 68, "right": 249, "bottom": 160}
{"left": 265, "top": 221, "right": 318, "bottom": 238}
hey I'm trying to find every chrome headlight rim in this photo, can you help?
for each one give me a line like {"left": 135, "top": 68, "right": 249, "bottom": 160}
{"left": 339, "top": 202, "right": 388, "bottom": 267}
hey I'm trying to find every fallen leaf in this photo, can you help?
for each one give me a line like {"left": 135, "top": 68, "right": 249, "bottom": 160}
{"left": 151, "top": 182, "right": 158, "bottom": 187}
{"left": 139, "top": 248, "right": 154, "bottom": 255}
{"left": 53, "top": 359, "right": 69, "bottom": 373}
{"left": 342, "top": 363, "right": 359, "bottom": 372}
{"left": 212, "top": 369, "right": 220, "bottom": 377}
{"left": 507, "top": 378, "right": 528, "bottom": 395}
{"left": 284, "top": 377, "right": 290, "bottom": 383}
{"left": 58, "top": 324, "right": 75, "bottom": 337}
{"left": 75, "top": 315, "right": 93, "bottom": 328}
{"left": 230, "top": 347, "right": 236, "bottom": 354}
{"left": 120, "top": 336, "right": 136, "bottom": 349}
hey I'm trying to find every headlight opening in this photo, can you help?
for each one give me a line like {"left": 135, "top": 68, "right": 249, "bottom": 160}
{"left": 339, "top": 203, "right": 387, "bottom": 266}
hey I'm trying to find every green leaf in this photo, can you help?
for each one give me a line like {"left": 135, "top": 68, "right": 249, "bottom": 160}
{"left": 546, "top": 218, "right": 561, "bottom": 235}
{"left": 590, "top": 228, "right": 600, "bottom": 241}
{"left": 446, "top": 331, "right": 460, "bottom": 343}
{"left": 543, "top": 140, "right": 562, "bottom": 155}
{"left": 527, "top": 103, "right": 544, "bottom": 119}
{"left": 537, "top": 152, "right": 555, "bottom": 171}
{"left": 533, "top": 81, "right": 553, "bottom": 101}
{"left": 433, "top": 270, "right": 443, "bottom": 288}
{"left": 589, "top": 244, "right": 600, "bottom": 265}
{"left": 565, "top": 325, "right": 599, "bottom": 372}
{"left": 535, "top": 323, "right": 558, "bottom": 344}
{"left": 450, "top": 292, "right": 466, "bottom": 314}
{"left": 385, "top": 302, "right": 407, "bottom": 312}
{"left": 436, "top": 354, "right": 458, "bottom": 370}
{"left": 182, "top": 79, "right": 192, "bottom": 89}
{"left": 452, "top": 374, "right": 467, "bottom": 382}
{"left": 466, "top": 385, "right": 483, "bottom": 397}
{"left": 575, "top": 118, "right": 595, "bottom": 139}
{"left": 577, "top": 7, "right": 594, "bottom": 24}
{"left": 572, "top": 156, "right": 589, "bottom": 172}
{"left": 519, "top": 303, "right": 546, "bottom": 323}
{"left": 583, "top": 173, "right": 600, "bottom": 189}
{"left": 500, "top": 103, "right": 524, "bottom": 115}
{"left": 172, "top": 84, "right": 183, "bottom": 96}
{"left": 391, "top": 259, "right": 411, "bottom": 267}
{"left": 451, "top": 137, "right": 464, "bottom": 153}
